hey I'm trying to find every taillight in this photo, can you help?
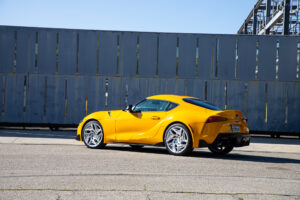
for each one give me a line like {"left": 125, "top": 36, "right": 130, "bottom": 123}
{"left": 206, "top": 116, "right": 227, "bottom": 123}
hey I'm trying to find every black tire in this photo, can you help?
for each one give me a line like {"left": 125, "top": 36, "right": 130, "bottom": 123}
{"left": 130, "top": 144, "right": 144, "bottom": 150}
{"left": 164, "top": 123, "right": 193, "bottom": 156}
{"left": 82, "top": 120, "right": 106, "bottom": 149}
{"left": 208, "top": 145, "right": 233, "bottom": 155}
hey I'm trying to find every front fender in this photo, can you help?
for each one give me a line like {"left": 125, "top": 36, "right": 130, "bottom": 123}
{"left": 76, "top": 111, "right": 114, "bottom": 142}
{"left": 76, "top": 114, "right": 99, "bottom": 141}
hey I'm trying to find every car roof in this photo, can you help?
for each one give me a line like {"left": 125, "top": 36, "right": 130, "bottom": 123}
{"left": 147, "top": 94, "right": 195, "bottom": 104}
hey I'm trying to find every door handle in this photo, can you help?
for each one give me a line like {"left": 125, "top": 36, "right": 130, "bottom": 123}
{"left": 151, "top": 116, "right": 160, "bottom": 120}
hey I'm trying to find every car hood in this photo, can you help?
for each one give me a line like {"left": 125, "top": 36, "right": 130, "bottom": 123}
{"left": 84, "top": 109, "right": 124, "bottom": 121}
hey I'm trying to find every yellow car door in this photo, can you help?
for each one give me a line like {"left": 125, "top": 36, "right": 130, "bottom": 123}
{"left": 114, "top": 111, "right": 142, "bottom": 142}
{"left": 115, "top": 99, "right": 169, "bottom": 143}
{"left": 130, "top": 111, "right": 167, "bottom": 143}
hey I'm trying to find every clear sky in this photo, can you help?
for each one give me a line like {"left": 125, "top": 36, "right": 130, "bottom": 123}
{"left": 0, "top": 0, "right": 257, "bottom": 34}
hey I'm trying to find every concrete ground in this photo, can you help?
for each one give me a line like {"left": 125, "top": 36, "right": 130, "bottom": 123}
{"left": 0, "top": 129, "right": 299, "bottom": 200}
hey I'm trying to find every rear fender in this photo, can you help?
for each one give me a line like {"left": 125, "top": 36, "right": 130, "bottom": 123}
{"left": 201, "top": 110, "right": 249, "bottom": 144}
{"left": 157, "top": 120, "right": 199, "bottom": 148}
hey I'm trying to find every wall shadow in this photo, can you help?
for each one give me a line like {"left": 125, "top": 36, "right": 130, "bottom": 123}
{"left": 0, "top": 129, "right": 75, "bottom": 139}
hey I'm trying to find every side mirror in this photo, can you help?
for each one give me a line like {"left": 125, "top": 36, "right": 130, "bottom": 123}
{"left": 125, "top": 105, "right": 141, "bottom": 113}
{"left": 125, "top": 105, "right": 133, "bottom": 112}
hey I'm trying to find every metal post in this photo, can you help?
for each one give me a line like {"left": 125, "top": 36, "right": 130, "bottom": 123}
{"left": 283, "top": 0, "right": 290, "bottom": 35}
{"left": 297, "top": 0, "right": 299, "bottom": 35}
{"left": 266, "top": 0, "right": 271, "bottom": 34}
{"left": 253, "top": 7, "right": 257, "bottom": 34}
{"left": 244, "top": 22, "right": 248, "bottom": 34}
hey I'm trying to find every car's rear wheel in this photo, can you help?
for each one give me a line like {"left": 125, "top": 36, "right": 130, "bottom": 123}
{"left": 82, "top": 120, "right": 106, "bottom": 149}
{"left": 208, "top": 145, "right": 233, "bottom": 155}
{"left": 164, "top": 123, "right": 193, "bottom": 156}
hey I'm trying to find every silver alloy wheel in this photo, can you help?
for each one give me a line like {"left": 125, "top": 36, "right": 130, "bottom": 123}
{"left": 165, "top": 126, "right": 188, "bottom": 154}
{"left": 83, "top": 121, "right": 103, "bottom": 148}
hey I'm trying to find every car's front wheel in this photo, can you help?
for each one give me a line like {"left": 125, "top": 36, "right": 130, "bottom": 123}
{"left": 82, "top": 120, "right": 106, "bottom": 149}
{"left": 164, "top": 123, "right": 193, "bottom": 156}
{"left": 208, "top": 145, "right": 233, "bottom": 155}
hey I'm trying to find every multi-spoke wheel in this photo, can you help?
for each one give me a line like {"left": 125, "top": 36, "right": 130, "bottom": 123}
{"left": 208, "top": 145, "right": 233, "bottom": 155}
{"left": 82, "top": 120, "right": 106, "bottom": 149}
{"left": 164, "top": 123, "right": 193, "bottom": 156}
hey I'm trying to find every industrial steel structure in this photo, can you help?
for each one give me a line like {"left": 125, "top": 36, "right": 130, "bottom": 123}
{"left": 238, "top": 0, "right": 300, "bottom": 35}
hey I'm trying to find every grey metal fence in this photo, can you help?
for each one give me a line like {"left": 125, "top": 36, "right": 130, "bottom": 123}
{"left": 0, "top": 26, "right": 299, "bottom": 133}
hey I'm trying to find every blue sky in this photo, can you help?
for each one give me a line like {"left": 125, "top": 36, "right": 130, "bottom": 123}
{"left": 0, "top": 0, "right": 257, "bottom": 34}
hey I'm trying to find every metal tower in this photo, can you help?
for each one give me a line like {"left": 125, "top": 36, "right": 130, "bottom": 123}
{"left": 238, "top": 0, "right": 300, "bottom": 35}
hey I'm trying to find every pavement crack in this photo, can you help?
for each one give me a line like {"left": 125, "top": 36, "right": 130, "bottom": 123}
{"left": 1, "top": 173, "right": 299, "bottom": 182}
{"left": 0, "top": 188, "right": 299, "bottom": 198}
{"left": 146, "top": 193, "right": 151, "bottom": 200}
{"left": 56, "top": 194, "right": 61, "bottom": 200}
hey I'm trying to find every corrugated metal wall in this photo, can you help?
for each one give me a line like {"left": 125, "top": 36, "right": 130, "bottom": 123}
{"left": 0, "top": 26, "right": 299, "bottom": 133}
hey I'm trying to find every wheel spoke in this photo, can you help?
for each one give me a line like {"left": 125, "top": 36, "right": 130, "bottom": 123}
{"left": 171, "top": 129, "right": 177, "bottom": 135}
{"left": 89, "top": 137, "right": 95, "bottom": 145}
{"left": 166, "top": 133, "right": 175, "bottom": 142}
{"left": 87, "top": 135, "right": 93, "bottom": 145}
{"left": 85, "top": 135, "right": 90, "bottom": 144}
{"left": 84, "top": 126, "right": 93, "bottom": 134}
{"left": 93, "top": 137, "right": 99, "bottom": 144}
{"left": 96, "top": 134, "right": 103, "bottom": 142}
{"left": 179, "top": 128, "right": 184, "bottom": 136}
{"left": 172, "top": 143, "right": 176, "bottom": 152}
{"left": 181, "top": 140, "right": 187, "bottom": 145}
{"left": 94, "top": 125, "right": 101, "bottom": 134}
{"left": 180, "top": 137, "right": 187, "bottom": 143}
{"left": 92, "top": 124, "right": 96, "bottom": 131}
{"left": 173, "top": 128, "right": 181, "bottom": 136}
{"left": 177, "top": 144, "right": 183, "bottom": 151}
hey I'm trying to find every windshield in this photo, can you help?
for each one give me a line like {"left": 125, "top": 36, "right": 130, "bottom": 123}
{"left": 183, "top": 98, "right": 222, "bottom": 111}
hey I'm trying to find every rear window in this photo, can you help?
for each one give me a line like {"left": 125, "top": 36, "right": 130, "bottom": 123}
{"left": 183, "top": 98, "right": 222, "bottom": 111}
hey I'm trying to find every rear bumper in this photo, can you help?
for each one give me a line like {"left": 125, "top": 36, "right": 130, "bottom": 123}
{"left": 199, "top": 133, "right": 250, "bottom": 148}
{"left": 212, "top": 133, "right": 250, "bottom": 147}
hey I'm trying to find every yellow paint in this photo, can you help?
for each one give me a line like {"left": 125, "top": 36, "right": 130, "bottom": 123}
{"left": 77, "top": 94, "right": 249, "bottom": 148}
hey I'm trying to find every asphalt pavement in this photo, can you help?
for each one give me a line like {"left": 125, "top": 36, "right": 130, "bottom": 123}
{"left": 0, "top": 129, "right": 299, "bottom": 200}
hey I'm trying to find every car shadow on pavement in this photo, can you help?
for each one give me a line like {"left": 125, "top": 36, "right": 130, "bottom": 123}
{"left": 191, "top": 151, "right": 300, "bottom": 164}
{"left": 2, "top": 129, "right": 299, "bottom": 164}
{"left": 104, "top": 146, "right": 300, "bottom": 164}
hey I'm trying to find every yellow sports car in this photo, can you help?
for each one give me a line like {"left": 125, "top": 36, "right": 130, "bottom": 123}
{"left": 76, "top": 94, "right": 250, "bottom": 156}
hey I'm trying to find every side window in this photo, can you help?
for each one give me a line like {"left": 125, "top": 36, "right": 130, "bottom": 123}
{"left": 133, "top": 100, "right": 169, "bottom": 112}
{"left": 166, "top": 102, "right": 178, "bottom": 111}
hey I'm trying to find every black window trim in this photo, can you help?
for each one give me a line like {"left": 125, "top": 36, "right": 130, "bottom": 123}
{"left": 133, "top": 99, "right": 179, "bottom": 113}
